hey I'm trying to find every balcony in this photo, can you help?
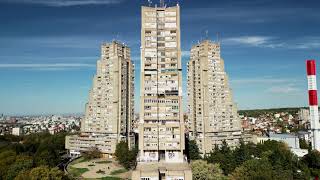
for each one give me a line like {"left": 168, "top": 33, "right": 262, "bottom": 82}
{"left": 165, "top": 90, "right": 179, "bottom": 96}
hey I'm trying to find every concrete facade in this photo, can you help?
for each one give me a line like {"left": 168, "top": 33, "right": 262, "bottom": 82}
{"left": 257, "top": 133, "right": 300, "bottom": 149}
{"left": 12, "top": 127, "right": 23, "bottom": 136}
{"left": 298, "top": 108, "right": 309, "bottom": 125}
{"left": 187, "top": 40, "right": 242, "bottom": 155}
{"left": 255, "top": 133, "right": 308, "bottom": 157}
{"left": 133, "top": 3, "right": 192, "bottom": 180}
{"left": 66, "top": 41, "right": 135, "bottom": 157}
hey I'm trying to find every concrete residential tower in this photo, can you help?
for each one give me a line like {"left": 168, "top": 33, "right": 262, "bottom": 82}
{"left": 66, "top": 41, "right": 135, "bottom": 157}
{"left": 132, "top": 2, "right": 192, "bottom": 179}
{"left": 187, "top": 40, "right": 242, "bottom": 155}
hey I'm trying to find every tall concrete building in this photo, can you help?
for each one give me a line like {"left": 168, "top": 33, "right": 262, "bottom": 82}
{"left": 187, "top": 40, "right": 242, "bottom": 155}
{"left": 66, "top": 41, "right": 135, "bottom": 157}
{"left": 133, "top": 2, "right": 192, "bottom": 180}
{"left": 298, "top": 108, "right": 310, "bottom": 125}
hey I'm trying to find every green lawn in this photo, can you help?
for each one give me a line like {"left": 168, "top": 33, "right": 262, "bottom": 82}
{"left": 110, "top": 169, "right": 128, "bottom": 175}
{"left": 96, "top": 160, "right": 112, "bottom": 164}
{"left": 70, "top": 157, "right": 88, "bottom": 165}
{"left": 78, "top": 157, "right": 90, "bottom": 163}
{"left": 69, "top": 167, "right": 89, "bottom": 177}
{"left": 84, "top": 177, "right": 123, "bottom": 180}
{"left": 100, "top": 177, "right": 122, "bottom": 180}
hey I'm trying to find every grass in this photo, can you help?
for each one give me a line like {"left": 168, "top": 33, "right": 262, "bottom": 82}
{"left": 79, "top": 157, "right": 90, "bottom": 163}
{"left": 68, "top": 158, "right": 127, "bottom": 180}
{"left": 100, "top": 177, "right": 123, "bottom": 180}
{"left": 110, "top": 169, "right": 128, "bottom": 175}
{"left": 69, "top": 167, "right": 89, "bottom": 177}
{"left": 70, "top": 157, "right": 88, "bottom": 166}
{"left": 96, "top": 160, "right": 112, "bottom": 164}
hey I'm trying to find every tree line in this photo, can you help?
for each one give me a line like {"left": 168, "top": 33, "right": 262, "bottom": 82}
{"left": 2, "top": 132, "right": 319, "bottom": 180}
{"left": 0, "top": 132, "right": 69, "bottom": 180}
{"left": 187, "top": 139, "right": 320, "bottom": 180}
{"left": 238, "top": 107, "right": 303, "bottom": 117}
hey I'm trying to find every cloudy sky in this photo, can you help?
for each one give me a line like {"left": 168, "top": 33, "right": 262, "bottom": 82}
{"left": 0, "top": 0, "right": 319, "bottom": 115}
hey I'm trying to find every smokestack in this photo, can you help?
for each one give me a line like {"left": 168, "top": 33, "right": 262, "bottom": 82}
{"left": 306, "top": 59, "right": 320, "bottom": 151}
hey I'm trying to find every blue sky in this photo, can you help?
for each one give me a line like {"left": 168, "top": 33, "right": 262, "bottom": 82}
{"left": 0, "top": 0, "right": 319, "bottom": 115}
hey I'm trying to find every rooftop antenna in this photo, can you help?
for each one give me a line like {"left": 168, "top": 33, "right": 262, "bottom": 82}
{"left": 216, "top": 32, "right": 220, "bottom": 44}
{"left": 116, "top": 33, "right": 120, "bottom": 41}
{"left": 160, "top": 0, "right": 165, "bottom": 7}
{"left": 205, "top": 30, "right": 209, "bottom": 40}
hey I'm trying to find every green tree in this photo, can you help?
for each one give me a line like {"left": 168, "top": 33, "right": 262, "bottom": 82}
{"left": 203, "top": 139, "right": 308, "bottom": 178}
{"left": 29, "top": 166, "right": 50, "bottom": 180}
{"left": 6, "top": 155, "right": 33, "bottom": 180}
{"left": 115, "top": 141, "right": 138, "bottom": 169}
{"left": 27, "top": 166, "right": 66, "bottom": 180}
{"left": 14, "top": 170, "right": 31, "bottom": 180}
{"left": 0, "top": 132, "right": 70, "bottom": 180}
{"left": 255, "top": 140, "right": 299, "bottom": 179}
{"left": 115, "top": 141, "right": 129, "bottom": 165}
{"left": 33, "top": 132, "right": 68, "bottom": 167}
{"left": 34, "top": 148, "right": 59, "bottom": 167}
{"left": 82, "top": 147, "right": 102, "bottom": 160}
{"left": 0, "top": 150, "right": 17, "bottom": 179}
{"left": 232, "top": 140, "right": 253, "bottom": 168}
{"left": 127, "top": 145, "right": 138, "bottom": 169}
{"left": 187, "top": 140, "right": 201, "bottom": 160}
{"left": 230, "top": 158, "right": 273, "bottom": 180}
{"left": 205, "top": 141, "right": 234, "bottom": 175}
{"left": 48, "top": 167, "right": 66, "bottom": 180}
{"left": 299, "top": 139, "right": 309, "bottom": 150}
{"left": 23, "top": 133, "right": 44, "bottom": 153}
{"left": 191, "top": 160, "right": 227, "bottom": 180}
{"left": 301, "top": 150, "right": 320, "bottom": 178}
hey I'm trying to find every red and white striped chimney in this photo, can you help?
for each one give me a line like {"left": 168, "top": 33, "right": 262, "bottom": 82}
{"left": 306, "top": 59, "right": 320, "bottom": 151}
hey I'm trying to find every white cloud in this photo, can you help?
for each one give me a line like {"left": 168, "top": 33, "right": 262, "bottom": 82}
{"left": 3, "top": 0, "right": 124, "bottom": 6}
{"left": 231, "top": 77, "right": 302, "bottom": 94}
{"left": 289, "top": 37, "right": 320, "bottom": 49}
{"left": 0, "top": 55, "right": 98, "bottom": 61}
{"left": 267, "top": 86, "right": 300, "bottom": 94}
{"left": 1, "top": 36, "right": 138, "bottom": 50}
{"left": 231, "top": 77, "right": 296, "bottom": 84}
{"left": 223, "top": 36, "right": 320, "bottom": 50}
{"left": 223, "top": 36, "right": 284, "bottom": 48}
{"left": 183, "top": 7, "right": 320, "bottom": 24}
{"left": 0, "top": 63, "right": 95, "bottom": 69}
{"left": 1, "top": 36, "right": 101, "bottom": 49}
{"left": 224, "top": 36, "right": 271, "bottom": 46}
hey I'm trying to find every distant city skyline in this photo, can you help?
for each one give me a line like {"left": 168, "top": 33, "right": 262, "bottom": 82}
{"left": 0, "top": 0, "right": 320, "bottom": 115}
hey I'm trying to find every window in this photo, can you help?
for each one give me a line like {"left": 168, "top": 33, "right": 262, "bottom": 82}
{"left": 172, "top": 106, "right": 178, "bottom": 110}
